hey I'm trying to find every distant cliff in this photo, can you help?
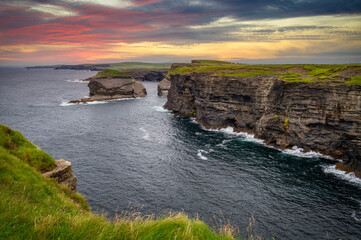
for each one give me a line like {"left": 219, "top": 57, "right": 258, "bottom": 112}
{"left": 164, "top": 63, "right": 361, "bottom": 175}
{"left": 125, "top": 70, "right": 168, "bottom": 81}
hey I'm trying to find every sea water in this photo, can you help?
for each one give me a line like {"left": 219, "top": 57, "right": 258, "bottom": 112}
{"left": 0, "top": 68, "right": 360, "bottom": 239}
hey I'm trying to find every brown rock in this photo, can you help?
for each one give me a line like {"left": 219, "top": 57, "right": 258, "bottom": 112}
{"left": 69, "top": 76, "right": 147, "bottom": 103}
{"left": 164, "top": 72, "right": 361, "bottom": 174}
{"left": 43, "top": 159, "right": 77, "bottom": 191}
{"left": 157, "top": 77, "right": 171, "bottom": 96}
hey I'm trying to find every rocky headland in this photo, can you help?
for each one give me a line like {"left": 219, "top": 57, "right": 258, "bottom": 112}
{"left": 164, "top": 61, "right": 361, "bottom": 176}
{"left": 70, "top": 70, "right": 147, "bottom": 103}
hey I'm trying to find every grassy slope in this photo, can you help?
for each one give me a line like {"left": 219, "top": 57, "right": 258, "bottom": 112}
{"left": 168, "top": 62, "right": 361, "bottom": 85}
{"left": 0, "top": 124, "right": 236, "bottom": 240}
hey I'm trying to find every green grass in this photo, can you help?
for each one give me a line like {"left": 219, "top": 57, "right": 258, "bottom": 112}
{"left": 345, "top": 76, "right": 361, "bottom": 85}
{"left": 279, "top": 72, "right": 313, "bottom": 83}
{"left": 218, "top": 70, "right": 278, "bottom": 77}
{"left": 0, "top": 124, "right": 239, "bottom": 240}
{"left": 93, "top": 69, "right": 131, "bottom": 79}
{"left": 168, "top": 62, "right": 361, "bottom": 85}
{"left": 0, "top": 125, "right": 55, "bottom": 172}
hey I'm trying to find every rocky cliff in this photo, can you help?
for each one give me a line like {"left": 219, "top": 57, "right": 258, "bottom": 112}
{"left": 43, "top": 159, "right": 77, "bottom": 191}
{"left": 164, "top": 63, "right": 361, "bottom": 174}
{"left": 157, "top": 76, "right": 171, "bottom": 96}
{"left": 70, "top": 70, "right": 147, "bottom": 103}
{"left": 125, "top": 70, "right": 168, "bottom": 81}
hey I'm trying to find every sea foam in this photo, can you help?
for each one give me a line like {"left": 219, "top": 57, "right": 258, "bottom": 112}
{"left": 323, "top": 165, "right": 361, "bottom": 187}
{"left": 65, "top": 79, "right": 87, "bottom": 83}
{"left": 152, "top": 106, "right": 171, "bottom": 113}
{"left": 193, "top": 122, "right": 336, "bottom": 160}
{"left": 197, "top": 149, "right": 208, "bottom": 160}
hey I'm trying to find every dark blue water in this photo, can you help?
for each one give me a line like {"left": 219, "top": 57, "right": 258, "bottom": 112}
{"left": 1, "top": 68, "right": 360, "bottom": 239}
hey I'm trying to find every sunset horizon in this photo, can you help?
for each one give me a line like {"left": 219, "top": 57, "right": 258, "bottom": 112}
{"left": 1, "top": 0, "right": 360, "bottom": 66}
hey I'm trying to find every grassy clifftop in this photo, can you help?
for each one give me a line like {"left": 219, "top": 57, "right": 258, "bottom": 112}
{"left": 0, "top": 124, "right": 237, "bottom": 240}
{"left": 168, "top": 61, "right": 361, "bottom": 85}
{"left": 92, "top": 69, "right": 131, "bottom": 79}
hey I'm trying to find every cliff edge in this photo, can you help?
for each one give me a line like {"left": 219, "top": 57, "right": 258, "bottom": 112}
{"left": 164, "top": 62, "right": 361, "bottom": 175}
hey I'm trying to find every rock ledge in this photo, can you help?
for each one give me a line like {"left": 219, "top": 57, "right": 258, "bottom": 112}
{"left": 43, "top": 159, "right": 77, "bottom": 191}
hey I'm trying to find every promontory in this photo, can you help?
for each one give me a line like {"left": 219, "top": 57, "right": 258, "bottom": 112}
{"left": 164, "top": 60, "right": 361, "bottom": 177}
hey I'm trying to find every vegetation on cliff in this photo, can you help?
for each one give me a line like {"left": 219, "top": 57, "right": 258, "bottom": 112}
{"left": 168, "top": 61, "right": 361, "bottom": 85}
{"left": 0, "top": 124, "right": 238, "bottom": 239}
{"left": 92, "top": 69, "right": 132, "bottom": 79}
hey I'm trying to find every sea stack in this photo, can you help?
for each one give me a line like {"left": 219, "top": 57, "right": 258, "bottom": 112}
{"left": 70, "top": 70, "right": 147, "bottom": 103}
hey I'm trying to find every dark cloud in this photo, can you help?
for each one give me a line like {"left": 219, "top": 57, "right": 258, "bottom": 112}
{"left": 0, "top": 0, "right": 360, "bottom": 58}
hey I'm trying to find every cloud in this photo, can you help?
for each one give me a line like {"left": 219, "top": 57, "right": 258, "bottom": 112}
{"left": 0, "top": 0, "right": 360, "bottom": 65}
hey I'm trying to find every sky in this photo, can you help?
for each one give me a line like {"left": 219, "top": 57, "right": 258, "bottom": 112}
{"left": 0, "top": 0, "right": 361, "bottom": 66}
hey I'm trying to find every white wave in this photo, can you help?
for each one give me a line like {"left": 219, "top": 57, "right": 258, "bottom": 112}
{"left": 59, "top": 97, "right": 142, "bottom": 106}
{"left": 60, "top": 101, "right": 76, "bottom": 107}
{"left": 323, "top": 165, "right": 361, "bottom": 187}
{"left": 152, "top": 106, "right": 170, "bottom": 112}
{"left": 351, "top": 211, "right": 361, "bottom": 222}
{"left": 281, "top": 146, "right": 335, "bottom": 160}
{"left": 139, "top": 127, "right": 150, "bottom": 140}
{"left": 65, "top": 79, "right": 87, "bottom": 83}
{"left": 197, "top": 149, "right": 208, "bottom": 160}
{"left": 194, "top": 121, "right": 336, "bottom": 160}
{"left": 216, "top": 139, "right": 232, "bottom": 147}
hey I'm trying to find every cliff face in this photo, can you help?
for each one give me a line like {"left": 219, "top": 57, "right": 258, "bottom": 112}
{"left": 157, "top": 76, "right": 171, "bottom": 96}
{"left": 164, "top": 72, "right": 361, "bottom": 172}
{"left": 70, "top": 76, "right": 147, "bottom": 103}
{"left": 88, "top": 77, "right": 147, "bottom": 98}
{"left": 43, "top": 159, "right": 77, "bottom": 191}
{"left": 124, "top": 70, "right": 168, "bottom": 81}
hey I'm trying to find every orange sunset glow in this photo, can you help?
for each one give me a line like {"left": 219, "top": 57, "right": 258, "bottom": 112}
{"left": 1, "top": 0, "right": 360, "bottom": 65}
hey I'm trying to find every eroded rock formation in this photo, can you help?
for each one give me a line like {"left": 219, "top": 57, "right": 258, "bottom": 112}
{"left": 157, "top": 76, "right": 171, "bottom": 96}
{"left": 70, "top": 76, "right": 147, "bottom": 103}
{"left": 125, "top": 70, "right": 168, "bottom": 81}
{"left": 164, "top": 70, "right": 361, "bottom": 174}
{"left": 43, "top": 159, "right": 77, "bottom": 191}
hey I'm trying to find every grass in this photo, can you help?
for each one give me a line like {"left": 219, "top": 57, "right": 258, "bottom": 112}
{"left": 0, "top": 124, "right": 55, "bottom": 172}
{"left": 93, "top": 69, "right": 131, "bottom": 79}
{"left": 279, "top": 72, "right": 313, "bottom": 83}
{"left": 218, "top": 70, "right": 278, "bottom": 77}
{"left": 345, "top": 76, "right": 361, "bottom": 85}
{"left": 0, "top": 124, "right": 240, "bottom": 240}
{"left": 168, "top": 61, "right": 361, "bottom": 85}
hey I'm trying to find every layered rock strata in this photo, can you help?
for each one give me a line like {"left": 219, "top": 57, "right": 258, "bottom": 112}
{"left": 43, "top": 159, "right": 77, "bottom": 191}
{"left": 164, "top": 72, "right": 361, "bottom": 174}
{"left": 124, "top": 70, "right": 168, "bottom": 81}
{"left": 157, "top": 76, "right": 171, "bottom": 96}
{"left": 70, "top": 76, "right": 147, "bottom": 103}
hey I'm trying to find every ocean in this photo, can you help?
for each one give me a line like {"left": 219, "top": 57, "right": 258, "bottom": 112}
{"left": 0, "top": 68, "right": 360, "bottom": 239}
